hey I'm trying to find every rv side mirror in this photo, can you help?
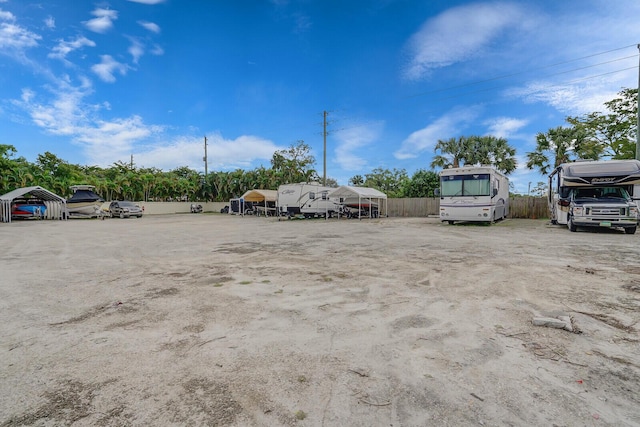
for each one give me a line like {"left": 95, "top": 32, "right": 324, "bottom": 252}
{"left": 434, "top": 188, "right": 440, "bottom": 197}
{"left": 492, "top": 188, "right": 498, "bottom": 197}
{"left": 558, "top": 198, "right": 570, "bottom": 207}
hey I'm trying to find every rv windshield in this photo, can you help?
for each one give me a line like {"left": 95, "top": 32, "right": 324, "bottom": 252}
{"left": 441, "top": 174, "right": 490, "bottom": 197}
{"left": 572, "top": 186, "right": 630, "bottom": 200}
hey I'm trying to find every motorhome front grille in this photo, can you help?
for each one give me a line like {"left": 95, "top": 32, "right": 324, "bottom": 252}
{"left": 588, "top": 207, "right": 625, "bottom": 216}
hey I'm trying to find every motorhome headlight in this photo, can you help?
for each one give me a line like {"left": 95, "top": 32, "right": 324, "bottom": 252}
{"left": 572, "top": 207, "right": 583, "bottom": 216}
{"left": 630, "top": 206, "right": 638, "bottom": 217}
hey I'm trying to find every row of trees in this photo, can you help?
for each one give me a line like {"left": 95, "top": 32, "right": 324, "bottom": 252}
{"left": 1, "top": 141, "right": 442, "bottom": 201}
{"left": 1, "top": 89, "right": 636, "bottom": 201}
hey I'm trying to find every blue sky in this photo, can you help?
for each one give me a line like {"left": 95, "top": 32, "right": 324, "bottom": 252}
{"left": 1, "top": 0, "right": 639, "bottom": 193}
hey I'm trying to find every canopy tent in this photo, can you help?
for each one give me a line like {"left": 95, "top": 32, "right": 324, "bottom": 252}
{"left": 239, "top": 189, "right": 278, "bottom": 216}
{"left": 328, "top": 186, "right": 387, "bottom": 219}
{"left": 241, "top": 189, "right": 278, "bottom": 203}
{"left": 0, "top": 186, "right": 67, "bottom": 223}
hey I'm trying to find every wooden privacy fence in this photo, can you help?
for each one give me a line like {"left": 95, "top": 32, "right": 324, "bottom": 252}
{"left": 386, "top": 197, "right": 548, "bottom": 219}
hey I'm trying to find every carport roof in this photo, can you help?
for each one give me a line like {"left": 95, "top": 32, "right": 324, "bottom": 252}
{"left": 241, "top": 189, "right": 278, "bottom": 202}
{"left": 0, "top": 186, "right": 66, "bottom": 202}
{"left": 328, "top": 186, "right": 387, "bottom": 199}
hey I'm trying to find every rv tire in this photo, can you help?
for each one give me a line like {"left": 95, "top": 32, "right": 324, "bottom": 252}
{"left": 625, "top": 226, "right": 636, "bottom": 235}
{"left": 568, "top": 216, "right": 577, "bottom": 232}
{"left": 448, "top": 220, "right": 455, "bottom": 225}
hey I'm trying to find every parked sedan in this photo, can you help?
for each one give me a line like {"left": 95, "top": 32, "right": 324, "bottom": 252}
{"left": 109, "top": 201, "right": 143, "bottom": 218}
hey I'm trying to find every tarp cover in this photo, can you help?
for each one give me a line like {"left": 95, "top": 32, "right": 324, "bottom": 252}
{"left": 240, "top": 189, "right": 278, "bottom": 203}
{"left": 328, "top": 186, "right": 387, "bottom": 199}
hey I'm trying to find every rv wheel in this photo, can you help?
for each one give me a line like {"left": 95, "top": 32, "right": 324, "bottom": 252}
{"left": 448, "top": 220, "right": 455, "bottom": 225}
{"left": 625, "top": 226, "right": 636, "bottom": 235}
{"left": 568, "top": 216, "right": 577, "bottom": 232}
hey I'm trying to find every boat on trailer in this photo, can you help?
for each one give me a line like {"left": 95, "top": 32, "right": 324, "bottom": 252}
{"left": 67, "top": 185, "right": 104, "bottom": 218}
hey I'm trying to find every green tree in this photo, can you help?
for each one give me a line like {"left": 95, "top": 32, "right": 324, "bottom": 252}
{"left": 348, "top": 175, "right": 364, "bottom": 186}
{"left": 364, "top": 167, "right": 408, "bottom": 197}
{"left": 525, "top": 126, "right": 597, "bottom": 176}
{"left": 467, "top": 136, "right": 517, "bottom": 174}
{"left": 530, "top": 181, "right": 547, "bottom": 197}
{"left": 430, "top": 136, "right": 470, "bottom": 169}
{"left": 271, "top": 140, "right": 318, "bottom": 184}
{"left": 401, "top": 169, "right": 439, "bottom": 197}
{"left": 431, "top": 135, "right": 517, "bottom": 174}
{"left": 566, "top": 87, "right": 638, "bottom": 160}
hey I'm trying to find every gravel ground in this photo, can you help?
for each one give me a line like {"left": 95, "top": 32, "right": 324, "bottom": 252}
{"left": 1, "top": 214, "right": 639, "bottom": 426}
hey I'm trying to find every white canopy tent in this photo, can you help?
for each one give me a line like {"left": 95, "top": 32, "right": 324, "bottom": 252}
{"left": 239, "top": 189, "right": 278, "bottom": 216}
{"left": 328, "top": 186, "right": 387, "bottom": 219}
{"left": 0, "top": 186, "right": 67, "bottom": 223}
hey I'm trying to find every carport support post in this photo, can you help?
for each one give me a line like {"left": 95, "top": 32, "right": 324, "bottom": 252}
{"left": 636, "top": 43, "right": 640, "bottom": 160}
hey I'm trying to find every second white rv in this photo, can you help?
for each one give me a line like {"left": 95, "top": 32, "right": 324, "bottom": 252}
{"left": 438, "top": 166, "right": 509, "bottom": 224}
{"left": 277, "top": 182, "right": 339, "bottom": 218}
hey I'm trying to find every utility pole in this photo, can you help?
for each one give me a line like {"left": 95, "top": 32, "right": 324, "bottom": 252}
{"left": 636, "top": 44, "right": 640, "bottom": 160}
{"left": 130, "top": 154, "right": 133, "bottom": 169}
{"left": 204, "top": 136, "right": 208, "bottom": 201}
{"left": 323, "top": 110, "right": 328, "bottom": 186}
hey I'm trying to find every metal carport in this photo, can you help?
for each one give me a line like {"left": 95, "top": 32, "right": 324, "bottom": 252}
{"left": 328, "top": 186, "right": 388, "bottom": 219}
{"left": 0, "top": 186, "right": 67, "bottom": 223}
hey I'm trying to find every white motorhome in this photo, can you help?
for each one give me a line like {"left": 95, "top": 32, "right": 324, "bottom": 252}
{"left": 438, "top": 166, "right": 509, "bottom": 224}
{"left": 277, "top": 182, "right": 339, "bottom": 218}
{"left": 548, "top": 160, "right": 640, "bottom": 234}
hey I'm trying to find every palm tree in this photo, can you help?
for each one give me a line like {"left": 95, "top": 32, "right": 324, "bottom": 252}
{"left": 526, "top": 126, "right": 597, "bottom": 176}
{"left": 468, "top": 136, "right": 517, "bottom": 174}
{"left": 430, "top": 136, "right": 471, "bottom": 169}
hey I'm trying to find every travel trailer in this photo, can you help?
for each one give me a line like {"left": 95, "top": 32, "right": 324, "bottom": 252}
{"left": 438, "top": 166, "right": 509, "bottom": 224}
{"left": 277, "top": 182, "right": 339, "bottom": 218}
{"left": 548, "top": 159, "right": 640, "bottom": 234}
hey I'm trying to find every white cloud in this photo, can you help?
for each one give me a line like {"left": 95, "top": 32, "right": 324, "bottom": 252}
{"left": 0, "top": 8, "right": 15, "bottom": 21}
{"left": 83, "top": 8, "right": 118, "bottom": 33}
{"left": 505, "top": 78, "right": 627, "bottom": 116}
{"left": 138, "top": 20, "right": 160, "bottom": 33}
{"left": 91, "top": 55, "right": 129, "bottom": 83}
{"left": 483, "top": 116, "right": 528, "bottom": 139}
{"left": 128, "top": 37, "right": 144, "bottom": 64}
{"left": 403, "top": 2, "right": 525, "bottom": 81}
{"left": 44, "top": 16, "right": 55, "bottom": 29}
{"left": 0, "top": 20, "right": 41, "bottom": 52}
{"left": 394, "top": 107, "right": 481, "bottom": 159}
{"left": 150, "top": 44, "right": 164, "bottom": 56}
{"left": 333, "top": 120, "right": 384, "bottom": 171}
{"left": 48, "top": 36, "right": 95, "bottom": 62}
{"left": 13, "top": 77, "right": 166, "bottom": 166}
{"left": 135, "top": 133, "right": 280, "bottom": 171}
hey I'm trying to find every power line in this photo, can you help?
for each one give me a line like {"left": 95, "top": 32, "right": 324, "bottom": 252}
{"left": 407, "top": 43, "right": 640, "bottom": 99}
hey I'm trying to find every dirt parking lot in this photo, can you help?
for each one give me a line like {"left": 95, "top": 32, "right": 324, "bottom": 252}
{"left": 1, "top": 215, "right": 639, "bottom": 426}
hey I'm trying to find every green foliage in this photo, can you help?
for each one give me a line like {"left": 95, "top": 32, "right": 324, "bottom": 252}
{"left": 270, "top": 140, "right": 318, "bottom": 184}
{"left": 363, "top": 167, "right": 408, "bottom": 198}
{"left": 348, "top": 174, "right": 364, "bottom": 186}
{"left": 401, "top": 169, "right": 439, "bottom": 197}
{"left": 430, "top": 135, "right": 517, "bottom": 174}
{"left": 566, "top": 87, "right": 638, "bottom": 160}
{"left": 530, "top": 181, "right": 547, "bottom": 197}
{"left": 526, "top": 125, "right": 601, "bottom": 176}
